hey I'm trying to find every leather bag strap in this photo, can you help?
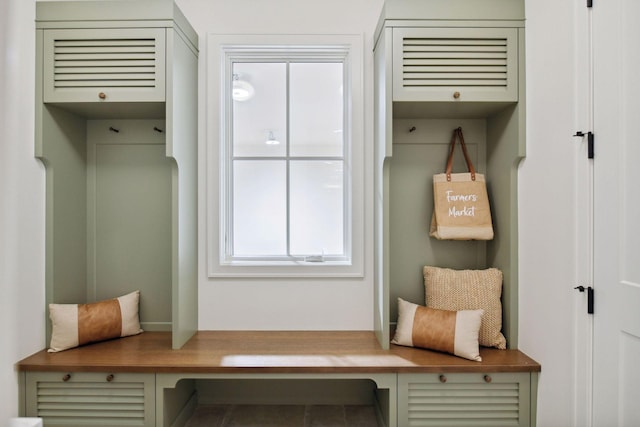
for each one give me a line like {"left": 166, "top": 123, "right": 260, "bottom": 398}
{"left": 445, "top": 127, "right": 476, "bottom": 181}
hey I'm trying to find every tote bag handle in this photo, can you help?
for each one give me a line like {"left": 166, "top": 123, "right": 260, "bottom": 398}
{"left": 445, "top": 127, "right": 476, "bottom": 181}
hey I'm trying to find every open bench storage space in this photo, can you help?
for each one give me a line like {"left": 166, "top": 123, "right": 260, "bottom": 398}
{"left": 169, "top": 378, "right": 385, "bottom": 427}
{"left": 178, "top": 378, "right": 380, "bottom": 405}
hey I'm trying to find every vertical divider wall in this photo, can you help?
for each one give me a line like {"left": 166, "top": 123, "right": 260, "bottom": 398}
{"left": 374, "top": 0, "right": 525, "bottom": 350}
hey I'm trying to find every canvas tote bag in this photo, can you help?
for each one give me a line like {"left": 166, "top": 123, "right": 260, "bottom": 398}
{"left": 429, "top": 127, "right": 494, "bottom": 240}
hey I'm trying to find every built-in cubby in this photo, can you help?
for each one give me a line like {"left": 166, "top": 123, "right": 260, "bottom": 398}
{"left": 35, "top": 0, "right": 198, "bottom": 350}
{"left": 374, "top": 0, "right": 526, "bottom": 349}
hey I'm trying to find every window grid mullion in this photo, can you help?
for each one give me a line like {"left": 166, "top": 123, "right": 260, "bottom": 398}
{"left": 285, "top": 61, "right": 291, "bottom": 258}
{"left": 231, "top": 156, "right": 344, "bottom": 161}
{"left": 342, "top": 58, "right": 349, "bottom": 258}
{"left": 228, "top": 61, "right": 235, "bottom": 259}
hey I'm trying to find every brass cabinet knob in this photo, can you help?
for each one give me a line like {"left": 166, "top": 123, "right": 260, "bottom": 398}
{"left": 62, "top": 374, "right": 71, "bottom": 382}
{"left": 98, "top": 92, "right": 107, "bottom": 100}
{"left": 106, "top": 374, "right": 114, "bottom": 382}
{"left": 453, "top": 91, "right": 461, "bottom": 99}
{"left": 439, "top": 374, "right": 447, "bottom": 383}
{"left": 484, "top": 374, "right": 492, "bottom": 383}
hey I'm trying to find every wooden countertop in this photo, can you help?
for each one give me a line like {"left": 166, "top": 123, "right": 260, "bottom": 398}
{"left": 16, "top": 331, "right": 540, "bottom": 374}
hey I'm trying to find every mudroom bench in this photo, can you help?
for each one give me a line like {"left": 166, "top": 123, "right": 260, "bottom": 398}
{"left": 17, "top": 331, "right": 540, "bottom": 427}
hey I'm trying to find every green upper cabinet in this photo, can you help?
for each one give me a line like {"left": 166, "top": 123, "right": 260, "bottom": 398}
{"left": 392, "top": 27, "right": 518, "bottom": 103}
{"left": 42, "top": 28, "right": 166, "bottom": 104}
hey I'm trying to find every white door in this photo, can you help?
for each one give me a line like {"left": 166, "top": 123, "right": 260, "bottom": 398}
{"left": 592, "top": 0, "right": 640, "bottom": 425}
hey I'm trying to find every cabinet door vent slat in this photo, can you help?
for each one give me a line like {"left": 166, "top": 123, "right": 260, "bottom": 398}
{"left": 402, "top": 37, "right": 509, "bottom": 88}
{"left": 53, "top": 38, "right": 158, "bottom": 89}
{"left": 409, "top": 382, "right": 519, "bottom": 391}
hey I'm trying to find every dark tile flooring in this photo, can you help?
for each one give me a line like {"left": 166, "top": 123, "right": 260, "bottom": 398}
{"left": 184, "top": 404, "right": 381, "bottom": 427}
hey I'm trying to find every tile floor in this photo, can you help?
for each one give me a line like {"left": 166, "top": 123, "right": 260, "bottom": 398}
{"left": 184, "top": 404, "right": 381, "bottom": 427}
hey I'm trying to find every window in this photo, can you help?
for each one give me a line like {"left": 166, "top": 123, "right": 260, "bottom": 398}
{"left": 207, "top": 34, "right": 364, "bottom": 277}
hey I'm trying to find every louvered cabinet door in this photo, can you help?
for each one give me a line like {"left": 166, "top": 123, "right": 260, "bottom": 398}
{"left": 25, "top": 372, "right": 155, "bottom": 427}
{"left": 43, "top": 28, "right": 166, "bottom": 103}
{"left": 397, "top": 372, "right": 532, "bottom": 427}
{"left": 392, "top": 27, "right": 518, "bottom": 103}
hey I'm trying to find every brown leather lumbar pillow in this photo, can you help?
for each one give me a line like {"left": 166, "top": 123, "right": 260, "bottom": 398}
{"left": 392, "top": 297, "right": 483, "bottom": 361}
{"left": 48, "top": 290, "right": 143, "bottom": 352}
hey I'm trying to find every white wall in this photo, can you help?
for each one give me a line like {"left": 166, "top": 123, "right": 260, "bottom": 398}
{"left": 0, "top": 0, "right": 583, "bottom": 424}
{"left": 520, "top": 0, "right": 582, "bottom": 426}
{"left": 0, "top": 0, "right": 46, "bottom": 419}
{"left": 177, "top": 0, "right": 384, "bottom": 330}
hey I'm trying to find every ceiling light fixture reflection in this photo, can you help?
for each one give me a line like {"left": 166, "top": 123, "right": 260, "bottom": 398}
{"left": 232, "top": 74, "right": 254, "bottom": 101}
{"left": 265, "top": 131, "right": 280, "bottom": 145}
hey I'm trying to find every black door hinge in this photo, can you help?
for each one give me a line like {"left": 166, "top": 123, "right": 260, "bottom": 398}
{"left": 573, "top": 131, "right": 594, "bottom": 159}
{"left": 587, "top": 0, "right": 593, "bottom": 7}
{"left": 574, "top": 286, "right": 594, "bottom": 314}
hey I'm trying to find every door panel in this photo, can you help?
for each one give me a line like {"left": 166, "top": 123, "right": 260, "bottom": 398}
{"left": 619, "top": 333, "right": 640, "bottom": 425}
{"left": 592, "top": 0, "right": 640, "bottom": 424}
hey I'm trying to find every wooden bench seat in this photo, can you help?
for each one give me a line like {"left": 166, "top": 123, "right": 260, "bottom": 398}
{"left": 17, "top": 331, "right": 540, "bottom": 426}
{"left": 16, "top": 330, "right": 540, "bottom": 374}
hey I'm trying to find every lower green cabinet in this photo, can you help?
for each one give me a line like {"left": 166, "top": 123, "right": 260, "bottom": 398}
{"left": 22, "top": 370, "right": 537, "bottom": 427}
{"left": 398, "top": 372, "right": 533, "bottom": 427}
{"left": 25, "top": 372, "right": 155, "bottom": 427}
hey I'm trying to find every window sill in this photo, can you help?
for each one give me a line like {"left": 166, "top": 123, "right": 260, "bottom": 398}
{"left": 208, "top": 260, "right": 363, "bottom": 278}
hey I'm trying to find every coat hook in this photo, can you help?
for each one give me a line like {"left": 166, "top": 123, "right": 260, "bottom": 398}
{"left": 154, "top": 127, "right": 164, "bottom": 133}
{"left": 409, "top": 126, "right": 416, "bottom": 133}
{"left": 109, "top": 126, "right": 120, "bottom": 133}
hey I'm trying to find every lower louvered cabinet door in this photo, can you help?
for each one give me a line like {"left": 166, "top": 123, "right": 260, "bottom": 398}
{"left": 25, "top": 372, "right": 155, "bottom": 427}
{"left": 398, "top": 372, "right": 531, "bottom": 427}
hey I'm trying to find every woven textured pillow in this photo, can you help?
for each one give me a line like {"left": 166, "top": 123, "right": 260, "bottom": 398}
{"left": 424, "top": 266, "right": 506, "bottom": 349}
{"left": 392, "top": 298, "right": 483, "bottom": 361}
{"left": 48, "top": 290, "right": 143, "bottom": 352}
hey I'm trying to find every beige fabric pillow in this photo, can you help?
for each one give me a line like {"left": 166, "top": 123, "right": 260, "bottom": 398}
{"left": 392, "top": 298, "right": 483, "bottom": 361}
{"left": 424, "top": 266, "right": 507, "bottom": 349}
{"left": 48, "top": 290, "right": 143, "bottom": 352}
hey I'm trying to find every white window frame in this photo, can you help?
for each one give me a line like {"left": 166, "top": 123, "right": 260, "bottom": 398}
{"left": 206, "top": 34, "right": 364, "bottom": 278}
